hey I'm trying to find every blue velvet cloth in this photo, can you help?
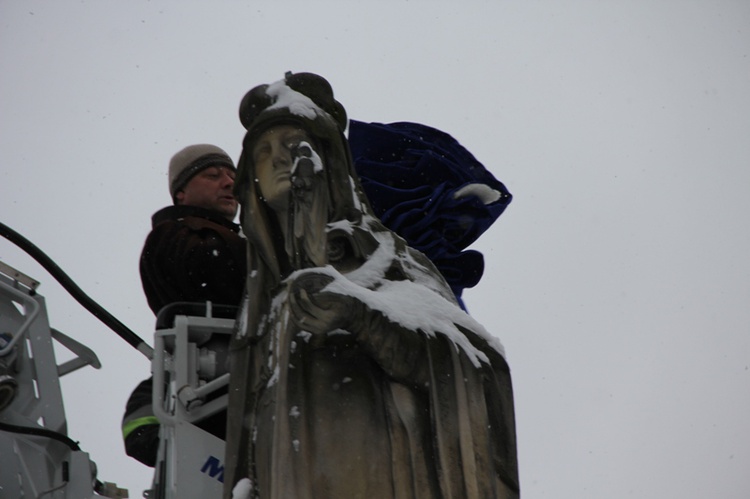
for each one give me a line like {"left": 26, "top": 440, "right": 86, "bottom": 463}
{"left": 349, "top": 120, "right": 512, "bottom": 308}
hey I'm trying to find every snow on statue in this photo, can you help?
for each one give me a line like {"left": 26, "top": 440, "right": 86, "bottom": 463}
{"left": 224, "top": 72, "right": 519, "bottom": 499}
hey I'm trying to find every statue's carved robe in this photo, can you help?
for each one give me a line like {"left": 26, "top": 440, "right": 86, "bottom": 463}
{"left": 225, "top": 222, "right": 519, "bottom": 498}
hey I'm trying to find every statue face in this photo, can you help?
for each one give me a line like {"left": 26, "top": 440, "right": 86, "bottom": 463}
{"left": 252, "top": 124, "right": 313, "bottom": 212}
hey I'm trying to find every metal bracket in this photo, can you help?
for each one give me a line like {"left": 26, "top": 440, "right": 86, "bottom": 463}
{"left": 0, "top": 260, "right": 39, "bottom": 292}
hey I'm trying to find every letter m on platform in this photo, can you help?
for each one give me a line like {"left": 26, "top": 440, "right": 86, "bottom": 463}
{"left": 201, "top": 455, "right": 225, "bottom": 483}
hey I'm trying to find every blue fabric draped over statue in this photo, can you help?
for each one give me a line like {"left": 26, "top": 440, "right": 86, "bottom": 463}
{"left": 348, "top": 120, "right": 512, "bottom": 309}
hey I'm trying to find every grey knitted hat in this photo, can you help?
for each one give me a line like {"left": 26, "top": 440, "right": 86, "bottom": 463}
{"left": 168, "top": 144, "right": 236, "bottom": 201}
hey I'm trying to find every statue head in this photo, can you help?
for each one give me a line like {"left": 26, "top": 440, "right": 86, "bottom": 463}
{"left": 238, "top": 72, "right": 347, "bottom": 138}
{"left": 235, "top": 72, "right": 373, "bottom": 278}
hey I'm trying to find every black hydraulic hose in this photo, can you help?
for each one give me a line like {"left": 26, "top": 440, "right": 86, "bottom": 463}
{"left": 0, "top": 420, "right": 80, "bottom": 450}
{"left": 0, "top": 221, "right": 152, "bottom": 359}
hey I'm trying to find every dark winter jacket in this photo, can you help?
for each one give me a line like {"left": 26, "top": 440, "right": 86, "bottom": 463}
{"left": 140, "top": 204, "right": 247, "bottom": 315}
{"left": 123, "top": 377, "right": 228, "bottom": 467}
{"left": 124, "top": 204, "right": 245, "bottom": 466}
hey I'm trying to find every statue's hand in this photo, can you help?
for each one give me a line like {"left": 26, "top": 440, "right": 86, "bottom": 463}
{"left": 288, "top": 272, "right": 360, "bottom": 337}
{"left": 287, "top": 271, "right": 431, "bottom": 385}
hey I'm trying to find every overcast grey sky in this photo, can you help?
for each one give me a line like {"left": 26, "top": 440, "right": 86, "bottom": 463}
{"left": 2, "top": 1, "right": 749, "bottom": 497}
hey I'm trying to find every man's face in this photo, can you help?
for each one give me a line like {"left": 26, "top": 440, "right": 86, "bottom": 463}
{"left": 252, "top": 125, "right": 313, "bottom": 213}
{"left": 176, "top": 165, "right": 238, "bottom": 220}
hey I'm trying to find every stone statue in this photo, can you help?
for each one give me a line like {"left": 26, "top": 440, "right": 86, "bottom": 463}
{"left": 224, "top": 72, "right": 519, "bottom": 499}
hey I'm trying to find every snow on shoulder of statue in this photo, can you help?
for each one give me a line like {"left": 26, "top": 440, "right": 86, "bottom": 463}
{"left": 322, "top": 222, "right": 507, "bottom": 363}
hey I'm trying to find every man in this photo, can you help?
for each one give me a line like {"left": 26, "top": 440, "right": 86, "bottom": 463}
{"left": 140, "top": 144, "right": 246, "bottom": 314}
{"left": 122, "top": 144, "right": 246, "bottom": 467}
